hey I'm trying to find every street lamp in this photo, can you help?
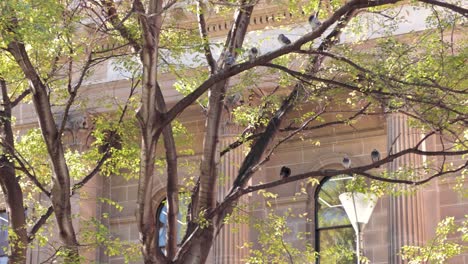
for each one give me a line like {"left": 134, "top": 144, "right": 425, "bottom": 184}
{"left": 338, "top": 192, "right": 378, "bottom": 264}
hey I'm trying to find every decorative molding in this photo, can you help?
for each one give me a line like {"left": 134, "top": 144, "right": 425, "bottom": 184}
{"left": 54, "top": 111, "right": 92, "bottom": 146}
{"left": 205, "top": 8, "right": 301, "bottom": 35}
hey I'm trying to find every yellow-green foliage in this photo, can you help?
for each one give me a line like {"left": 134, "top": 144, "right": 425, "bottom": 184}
{"left": 401, "top": 216, "right": 468, "bottom": 264}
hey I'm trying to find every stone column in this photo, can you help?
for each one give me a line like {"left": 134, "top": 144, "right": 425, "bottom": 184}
{"left": 212, "top": 122, "right": 249, "bottom": 264}
{"left": 387, "top": 114, "right": 426, "bottom": 263}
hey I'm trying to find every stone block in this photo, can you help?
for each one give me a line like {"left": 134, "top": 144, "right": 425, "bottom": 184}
{"left": 111, "top": 174, "right": 138, "bottom": 187}
{"left": 332, "top": 139, "right": 364, "bottom": 156}
{"left": 110, "top": 201, "right": 136, "bottom": 218}
{"left": 363, "top": 230, "right": 383, "bottom": 247}
{"left": 127, "top": 185, "right": 139, "bottom": 201}
{"left": 439, "top": 188, "right": 466, "bottom": 206}
{"left": 440, "top": 204, "right": 468, "bottom": 220}
{"left": 372, "top": 246, "right": 389, "bottom": 263}
{"left": 111, "top": 186, "right": 127, "bottom": 202}
{"left": 110, "top": 224, "right": 130, "bottom": 240}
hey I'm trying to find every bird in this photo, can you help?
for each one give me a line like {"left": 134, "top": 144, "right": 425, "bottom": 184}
{"left": 355, "top": 73, "right": 366, "bottom": 83}
{"left": 225, "top": 92, "right": 242, "bottom": 107}
{"left": 371, "top": 149, "right": 381, "bottom": 167}
{"left": 342, "top": 156, "right": 351, "bottom": 169}
{"left": 0, "top": 154, "right": 8, "bottom": 168}
{"left": 278, "top": 34, "right": 291, "bottom": 46}
{"left": 280, "top": 166, "right": 291, "bottom": 179}
{"left": 248, "top": 47, "right": 258, "bottom": 61}
{"left": 308, "top": 14, "right": 321, "bottom": 30}
{"left": 224, "top": 52, "right": 236, "bottom": 66}
{"left": 98, "top": 130, "right": 122, "bottom": 154}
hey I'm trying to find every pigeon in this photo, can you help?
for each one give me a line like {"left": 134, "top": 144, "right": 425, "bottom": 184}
{"left": 342, "top": 156, "right": 351, "bottom": 169}
{"left": 278, "top": 34, "right": 291, "bottom": 46}
{"left": 225, "top": 92, "right": 242, "bottom": 107}
{"left": 308, "top": 14, "right": 321, "bottom": 30}
{"left": 371, "top": 149, "right": 381, "bottom": 167}
{"left": 224, "top": 52, "right": 236, "bottom": 66}
{"left": 355, "top": 73, "right": 366, "bottom": 83}
{"left": 280, "top": 166, "right": 291, "bottom": 179}
{"left": 248, "top": 47, "right": 258, "bottom": 61}
{"left": 98, "top": 130, "right": 122, "bottom": 154}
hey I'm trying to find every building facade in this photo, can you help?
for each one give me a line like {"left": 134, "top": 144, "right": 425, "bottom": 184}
{"left": 1, "top": 1, "right": 467, "bottom": 264}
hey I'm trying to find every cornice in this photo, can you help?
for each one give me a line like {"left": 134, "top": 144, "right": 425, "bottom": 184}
{"left": 171, "top": 4, "right": 307, "bottom": 38}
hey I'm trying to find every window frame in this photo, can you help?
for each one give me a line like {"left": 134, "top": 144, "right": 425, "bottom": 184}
{"left": 155, "top": 197, "right": 188, "bottom": 253}
{"left": 314, "top": 176, "right": 355, "bottom": 263}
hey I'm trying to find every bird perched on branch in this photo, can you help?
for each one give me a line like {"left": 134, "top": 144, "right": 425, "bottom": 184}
{"left": 248, "top": 47, "right": 258, "bottom": 61}
{"left": 280, "top": 166, "right": 291, "bottom": 179}
{"left": 98, "top": 130, "right": 122, "bottom": 154}
{"left": 225, "top": 92, "right": 242, "bottom": 108}
{"left": 371, "top": 149, "right": 381, "bottom": 167}
{"left": 278, "top": 34, "right": 291, "bottom": 46}
{"left": 224, "top": 51, "right": 236, "bottom": 66}
{"left": 0, "top": 154, "right": 9, "bottom": 167}
{"left": 308, "top": 14, "right": 322, "bottom": 30}
{"left": 342, "top": 156, "right": 351, "bottom": 169}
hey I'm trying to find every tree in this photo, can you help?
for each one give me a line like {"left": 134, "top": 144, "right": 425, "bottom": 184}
{"left": 0, "top": 0, "right": 466, "bottom": 263}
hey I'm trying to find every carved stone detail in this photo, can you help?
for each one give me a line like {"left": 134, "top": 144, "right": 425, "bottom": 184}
{"left": 55, "top": 112, "right": 91, "bottom": 146}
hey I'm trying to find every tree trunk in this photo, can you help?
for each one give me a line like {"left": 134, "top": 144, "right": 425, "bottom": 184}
{"left": 133, "top": 0, "right": 167, "bottom": 263}
{"left": 196, "top": 0, "right": 254, "bottom": 221}
{"left": 0, "top": 80, "right": 28, "bottom": 263}
{"left": 6, "top": 42, "right": 79, "bottom": 260}
{"left": 174, "top": 2, "right": 255, "bottom": 263}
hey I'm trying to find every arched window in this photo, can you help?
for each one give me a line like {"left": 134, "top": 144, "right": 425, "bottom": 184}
{"left": 315, "top": 175, "right": 356, "bottom": 263}
{"left": 156, "top": 197, "right": 189, "bottom": 254}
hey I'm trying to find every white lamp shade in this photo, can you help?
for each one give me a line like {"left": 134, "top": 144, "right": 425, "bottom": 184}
{"left": 339, "top": 192, "right": 378, "bottom": 232}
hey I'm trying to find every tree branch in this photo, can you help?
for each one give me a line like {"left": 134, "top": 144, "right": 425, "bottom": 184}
{"left": 261, "top": 62, "right": 467, "bottom": 118}
{"left": 11, "top": 89, "right": 31, "bottom": 107}
{"left": 197, "top": 0, "right": 217, "bottom": 74}
{"left": 58, "top": 52, "right": 93, "bottom": 137}
{"left": 165, "top": 0, "right": 403, "bottom": 128}
{"left": 28, "top": 206, "right": 53, "bottom": 242}
{"left": 417, "top": 0, "right": 468, "bottom": 17}
{"left": 100, "top": 0, "right": 141, "bottom": 53}
{"left": 214, "top": 148, "right": 468, "bottom": 219}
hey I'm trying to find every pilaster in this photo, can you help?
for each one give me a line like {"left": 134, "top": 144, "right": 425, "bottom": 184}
{"left": 212, "top": 121, "right": 249, "bottom": 264}
{"left": 387, "top": 114, "right": 426, "bottom": 263}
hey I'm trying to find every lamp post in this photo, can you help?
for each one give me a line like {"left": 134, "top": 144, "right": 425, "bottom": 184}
{"left": 338, "top": 192, "right": 378, "bottom": 264}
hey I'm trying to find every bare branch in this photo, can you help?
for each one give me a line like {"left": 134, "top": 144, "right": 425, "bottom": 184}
{"left": 28, "top": 206, "right": 53, "bottom": 242}
{"left": 221, "top": 101, "right": 373, "bottom": 157}
{"left": 256, "top": 107, "right": 327, "bottom": 167}
{"left": 100, "top": 0, "right": 141, "bottom": 52}
{"left": 165, "top": 0, "right": 403, "bottom": 128}
{"left": 196, "top": 0, "right": 217, "bottom": 74}
{"left": 261, "top": 62, "right": 467, "bottom": 118}
{"left": 12, "top": 151, "right": 51, "bottom": 197}
{"left": 72, "top": 78, "right": 139, "bottom": 194}
{"left": 214, "top": 147, "right": 468, "bottom": 220}
{"left": 58, "top": 52, "right": 93, "bottom": 137}
{"left": 11, "top": 89, "right": 31, "bottom": 107}
{"left": 417, "top": 0, "right": 468, "bottom": 17}
{"left": 296, "top": 50, "right": 468, "bottom": 95}
{"left": 248, "top": 159, "right": 467, "bottom": 195}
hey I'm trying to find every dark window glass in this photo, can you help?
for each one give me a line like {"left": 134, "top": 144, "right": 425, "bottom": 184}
{"left": 315, "top": 176, "right": 356, "bottom": 263}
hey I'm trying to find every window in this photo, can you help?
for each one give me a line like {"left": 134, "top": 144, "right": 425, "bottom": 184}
{"left": 315, "top": 176, "right": 356, "bottom": 263}
{"left": 156, "top": 197, "right": 189, "bottom": 253}
{"left": 0, "top": 211, "right": 8, "bottom": 263}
